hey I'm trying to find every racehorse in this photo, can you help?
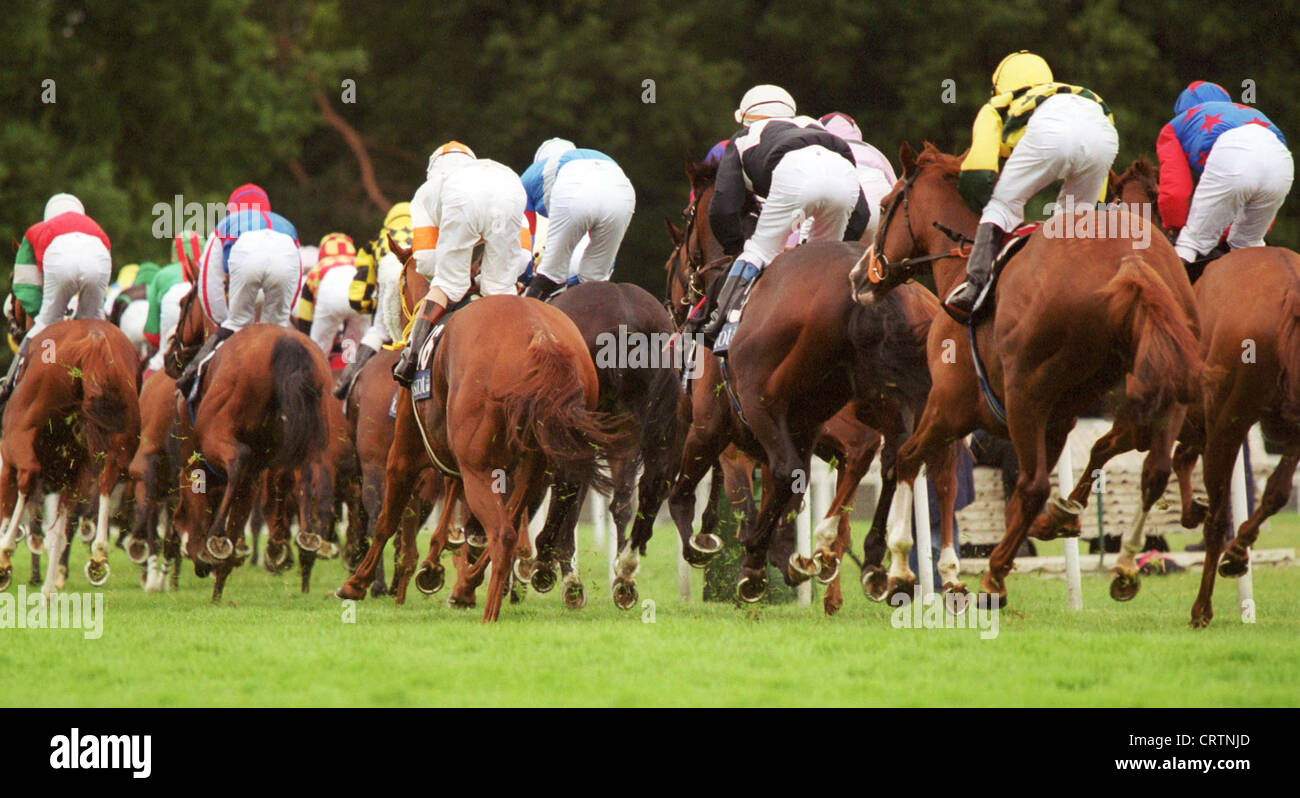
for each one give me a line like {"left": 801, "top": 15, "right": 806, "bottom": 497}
{"left": 166, "top": 286, "right": 333, "bottom": 602}
{"left": 0, "top": 320, "right": 141, "bottom": 593}
{"left": 335, "top": 288, "right": 631, "bottom": 622}
{"left": 852, "top": 142, "right": 1201, "bottom": 607}
{"left": 534, "top": 280, "right": 684, "bottom": 609}
{"left": 126, "top": 369, "right": 185, "bottom": 592}
{"left": 1110, "top": 160, "right": 1300, "bottom": 626}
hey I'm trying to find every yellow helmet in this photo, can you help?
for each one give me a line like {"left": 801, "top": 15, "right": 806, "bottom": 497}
{"left": 383, "top": 201, "right": 412, "bottom": 231}
{"left": 992, "top": 51, "right": 1053, "bottom": 95}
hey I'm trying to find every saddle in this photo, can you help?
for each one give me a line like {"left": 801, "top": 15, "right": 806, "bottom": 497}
{"left": 183, "top": 345, "right": 221, "bottom": 421}
{"left": 410, "top": 292, "right": 476, "bottom": 402}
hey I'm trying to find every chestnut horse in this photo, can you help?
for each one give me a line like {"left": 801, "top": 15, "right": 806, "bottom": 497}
{"left": 0, "top": 319, "right": 141, "bottom": 593}
{"left": 852, "top": 142, "right": 1201, "bottom": 607}
{"left": 126, "top": 368, "right": 185, "bottom": 592}
{"left": 166, "top": 286, "right": 333, "bottom": 602}
{"left": 1111, "top": 160, "right": 1300, "bottom": 626}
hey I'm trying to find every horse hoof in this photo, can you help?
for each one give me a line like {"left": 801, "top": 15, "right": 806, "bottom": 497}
{"left": 265, "top": 544, "right": 289, "bottom": 572}
{"left": 84, "top": 558, "right": 110, "bottom": 587}
{"left": 413, "top": 562, "right": 445, "bottom": 596}
{"left": 611, "top": 576, "right": 637, "bottom": 610}
{"left": 813, "top": 551, "right": 840, "bottom": 585}
{"left": 530, "top": 562, "right": 557, "bottom": 594}
{"left": 563, "top": 580, "right": 587, "bottom": 610}
{"left": 77, "top": 523, "right": 95, "bottom": 544}
{"left": 689, "top": 533, "right": 723, "bottom": 558}
{"left": 787, "top": 553, "right": 816, "bottom": 584}
{"left": 466, "top": 533, "right": 487, "bottom": 552}
{"left": 1218, "top": 552, "right": 1249, "bottom": 579}
{"left": 447, "top": 528, "right": 466, "bottom": 550}
{"left": 1189, "top": 614, "right": 1212, "bottom": 629}
{"left": 0, "top": 566, "right": 11, "bottom": 592}
{"left": 1183, "top": 499, "right": 1209, "bottom": 529}
{"left": 944, "top": 589, "right": 972, "bottom": 615}
{"left": 334, "top": 583, "right": 365, "bottom": 601}
{"left": 1048, "top": 497, "right": 1084, "bottom": 537}
{"left": 885, "top": 578, "right": 915, "bottom": 606}
{"left": 235, "top": 539, "right": 252, "bottom": 558}
{"left": 513, "top": 558, "right": 537, "bottom": 583}
{"left": 125, "top": 538, "right": 149, "bottom": 564}
{"left": 296, "top": 532, "right": 321, "bottom": 552}
{"left": 736, "top": 574, "right": 766, "bottom": 604}
{"left": 206, "top": 536, "right": 233, "bottom": 560}
{"left": 317, "top": 541, "right": 340, "bottom": 559}
{"left": 861, "top": 567, "right": 888, "bottom": 602}
{"left": 26, "top": 532, "right": 44, "bottom": 556}
{"left": 1109, "top": 571, "right": 1141, "bottom": 602}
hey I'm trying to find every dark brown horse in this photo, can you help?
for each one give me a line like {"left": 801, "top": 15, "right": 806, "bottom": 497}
{"left": 166, "top": 287, "right": 333, "bottom": 601}
{"left": 0, "top": 319, "right": 141, "bottom": 592}
{"left": 126, "top": 369, "right": 184, "bottom": 592}
{"left": 530, "top": 280, "right": 684, "bottom": 609}
{"left": 852, "top": 142, "right": 1201, "bottom": 607}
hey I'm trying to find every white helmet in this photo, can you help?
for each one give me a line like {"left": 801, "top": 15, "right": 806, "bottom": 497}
{"left": 534, "top": 137, "right": 576, "bottom": 164}
{"left": 43, "top": 192, "right": 84, "bottom": 221}
{"left": 734, "top": 85, "right": 796, "bottom": 126}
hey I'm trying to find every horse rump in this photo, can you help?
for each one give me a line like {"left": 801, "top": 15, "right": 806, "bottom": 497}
{"left": 502, "top": 329, "right": 635, "bottom": 494}
{"left": 1101, "top": 254, "right": 1201, "bottom": 423}
{"left": 60, "top": 327, "right": 137, "bottom": 457}
{"left": 1275, "top": 283, "right": 1300, "bottom": 426}
{"left": 269, "top": 335, "right": 327, "bottom": 469}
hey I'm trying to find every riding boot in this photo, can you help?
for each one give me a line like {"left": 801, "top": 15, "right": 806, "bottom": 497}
{"left": 943, "top": 222, "right": 1004, "bottom": 321}
{"left": 333, "top": 343, "right": 377, "bottom": 399}
{"left": 0, "top": 337, "right": 32, "bottom": 407}
{"left": 524, "top": 274, "right": 564, "bottom": 301}
{"left": 700, "top": 259, "right": 759, "bottom": 347}
{"left": 392, "top": 301, "right": 446, "bottom": 389}
{"left": 177, "top": 326, "right": 232, "bottom": 397}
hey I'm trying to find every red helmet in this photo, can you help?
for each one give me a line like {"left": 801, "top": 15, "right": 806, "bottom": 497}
{"left": 174, "top": 230, "right": 203, "bottom": 281}
{"left": 227, "top": 183, "right": 269, "bottom": 212}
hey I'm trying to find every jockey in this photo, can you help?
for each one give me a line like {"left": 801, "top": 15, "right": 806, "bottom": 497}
{"left": 0, "top": 193, "right": 113, "bottom": 403}
{"left": 295, "top": 232, "right": 363, "bottom": 356}
{"left": 392, "top": 142, "right": 528, "bottom": 387}
{"left": 142, "top": 231, "right": 201, "bottom": 375}
{"left": 179, "top": 183, "right": 299, "bottom": 393}
{"left": 945, "top": 51, "right": 1118, "bottom": 320}
{"left": 695, "top": 84, "right": 870, "bottom": 348}
{"left": 520, "top": 138, "right": 637, "bottom": 301}
{"left": 818, "top": 112, "right": 897, "bottom": 239}
{"left": 1156, "top": 81, "right": 1293, "bottom": 281}
{"left": 334, "top": 202, "right": 413, "bottom": 397}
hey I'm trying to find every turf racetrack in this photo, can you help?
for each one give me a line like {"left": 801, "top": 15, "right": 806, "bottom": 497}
{"left": 3, "top": 515, "right": 1298, "bottom": 707}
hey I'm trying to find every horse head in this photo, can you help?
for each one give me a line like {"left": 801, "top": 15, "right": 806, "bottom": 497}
{"left": 851, "top": 141, "right": 977, "bottom": 305}
{"left": 664, "top": 159, "right": 730, "bottom": 326}
{"left": 1109, "top": 158, "right": 1171, "bottom": 241}
{"left": 162, "top": 284, "right": 208, "bottom": 379}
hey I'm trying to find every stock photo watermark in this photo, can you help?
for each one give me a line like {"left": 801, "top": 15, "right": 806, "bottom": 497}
{"left": 0, "top": 585, "right": 104, "bottom": 639}
{"left": 889, "top": 591, "right": 1000, "bottom": 639}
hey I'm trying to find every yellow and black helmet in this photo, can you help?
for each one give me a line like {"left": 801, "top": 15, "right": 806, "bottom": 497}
{"left": 992, "top": 51, "right": 1053, "bottom": 95}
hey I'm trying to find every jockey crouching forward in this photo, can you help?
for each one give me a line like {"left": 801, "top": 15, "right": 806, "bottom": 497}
{"left": 0, "top": 193, "right": 113, "bottom": 404}
{"left": 945, "top": 51, "right": 1118, "bottom": 321}
{"left": 333, "top": 202, "right": 413, "bottom": 396}
{"left": 1156, "top": 81, "right": 1293, "bottom": 282}
{"left": 295, "top": 232, "right": 363, "bottom": 358}
{"left": 520, "top": 138, "right": 637, "bottom": 301}
{"left": 178, "top": 183, "right": 300, "bottom": 394}
{"left": 693, "top": 84, "right": 870, "bottom": 351}
{"left": 392, "top": 142, "right": 528, "bottom": 388}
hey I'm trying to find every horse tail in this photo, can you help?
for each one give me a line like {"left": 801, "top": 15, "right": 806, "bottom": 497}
{"left": 270, "top": 334, "right": 326, "bottom": 468}
{"left": 1275, "top": 284, "right": 1300, "bottom": 425}
{"left": 63, "top": 327, "right": 136, "bottom": 458}
{"left": 502, "top": 328, "right": 632, "bottom": 495}
{"left": 848, "top": 289, "right": 932, "bottom": 408}
{"left": 1102, "top": 254, "right": 1201, "bottom": 421}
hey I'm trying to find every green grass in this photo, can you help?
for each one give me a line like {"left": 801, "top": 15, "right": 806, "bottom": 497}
{"left": 1, "top": 513, "right": 1298, "bottom": 708}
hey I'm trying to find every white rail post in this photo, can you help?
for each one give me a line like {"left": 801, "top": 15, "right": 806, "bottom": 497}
{"left": 590, "top": 488, "right": 607, "bottom": 549}
{"left": 796, "top": 488, "right": 812, "bottom": 607}
{"left": 1057, "top": 438, "right": 1084, "bottom": 610}
{"left": 1229, "top": 446, "right": 1257, "bottom": 623}
{"left": 913, "top": 469, "right": 935, "bottom": 605}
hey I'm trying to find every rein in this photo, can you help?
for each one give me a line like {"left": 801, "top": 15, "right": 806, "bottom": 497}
{"left": 866, "top": 170, "right": 971, "bottom": 285}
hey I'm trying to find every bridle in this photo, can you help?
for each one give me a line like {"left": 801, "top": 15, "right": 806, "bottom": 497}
{"left": 866, "top": 168, "right": 972, "bottom": 285}
{"left": 164, "top": 282, "right": 205, "bottom": 378}
{"left": 667, "top": 187, "right": 728, "bottom": 320}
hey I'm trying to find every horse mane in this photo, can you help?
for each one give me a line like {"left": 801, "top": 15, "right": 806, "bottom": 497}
{"left": 689, "top": 160, "right": 718, "bottom": 183}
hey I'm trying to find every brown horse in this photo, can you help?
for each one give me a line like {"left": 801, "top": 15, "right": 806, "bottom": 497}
{"left": 532, "top": 280, "right": 684, "bottom": 609}
{"left": 126, "top": 369, "right": 185, "bottom": 592}
{"left": 336, "top": 290, "right": 629, "bottom": 622}
{"left": 166, "top": 286, "right": 333, "bottom": 601}
{"left": 0, "top": 319, "right": 141, "bottom": 592}
{"left": 1110, "top": 159, "right": 1300, "bottom": 626}
{"left": 852, "top": 142, "right": 1201, "bottom": 607}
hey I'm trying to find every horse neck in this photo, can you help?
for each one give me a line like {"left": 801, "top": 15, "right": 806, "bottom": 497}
{"left": 916, "top": 183, "right": 980, "bottom": 296}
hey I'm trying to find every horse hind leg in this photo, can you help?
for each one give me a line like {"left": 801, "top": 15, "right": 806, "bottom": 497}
{"left": 459, "top": 468, "right": 518, "bottom": 623}
{"left": 1110, "top": 415, "right": 1181, "bottom": 602}
{"left": 1220, "top": 443, "right": 1300, "bottom": 578}
{"left": 40, "top": 503, "right": 70, "bottom": 598}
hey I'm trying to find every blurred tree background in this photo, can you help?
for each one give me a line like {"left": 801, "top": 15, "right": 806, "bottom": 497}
{"left": 3, "top": 0, "right": 1297, "bottom": 305}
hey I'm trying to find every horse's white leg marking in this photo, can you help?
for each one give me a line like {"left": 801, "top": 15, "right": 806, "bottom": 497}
{"left": 144, "top": 554, "right": 164, "bottom": 593}
{"left": 41, "top": 504, "right": 69, "bottom": 597}
{"left": 886, "top": 481, "right": 914, "bottom": 581}
{"left": 1, "top": 492, "right": 30, "bottom": 555}
{"left": 615, "top": 540, "right": 640, "bottom": 579}
{"left": 92, "top": 493, "right": 111, "bottom": 559}
{"left": 813, "top": 513, "right": 838, "bottom": 553}
{"left": 1118, "top": 506, "right": 1147, "bottom": 572}
{"left": 938, "top": 545, "right": 960, "bottom": 588}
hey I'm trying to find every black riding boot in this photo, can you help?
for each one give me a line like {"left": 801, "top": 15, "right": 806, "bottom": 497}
{"left": 699, "top": 273, "right": 746, "bottom": 347}
{"left": 176, "top": 326, "right": 231, "bottom": 397}
{"left": 0, "top": 337, "right": 32, "bottom": 407}
{"left": 943, "top": 222, "right": 1004, "bottom": 321}
{"left": 333, "top": 343, "right": 377, "bottom": 399}
{"left": 393, "top": 302, "right": 446, "bottom": 388}
{"left": 524, "top": 274, "right": 564, "bottom": 301}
